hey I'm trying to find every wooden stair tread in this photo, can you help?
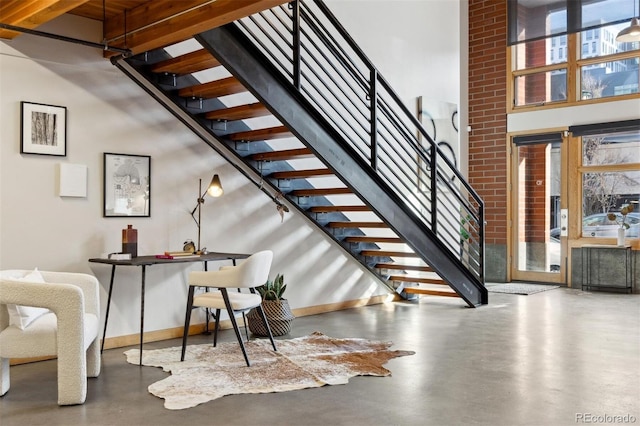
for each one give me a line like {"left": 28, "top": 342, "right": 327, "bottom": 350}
{"left": 361, "top": 250, "right": 418, "bottom": 257}
{"left": 327, "top": 222, "right": 387, "bottom": 228}
{"left": 402, "top": 288, "right": 460, "bottom": 298}
{"left": 150, "top": 49, "right": 220, "bottom": 75}
{"left": 344, "top": 236, "right": 402, "bottom": 243}
{"left": 250, "top": 148, "right": 313, "bottom": 161}
{"left": 230, "top": 125, "right": 292, "bottom": 142}
{"left": 291, "top": 188, "right": 353, "bottom": 196}
{"left": 205, "top": 103, "right": 270, "bottom": 121}
{"left": 389, "top": 276, "right": 446, "bottom": 285}
{"left": 376, "top": 263, "right": 434, "bottom": 272}
{"left": 270, "top": 168, "right": 333, "bottom": 179}
{"left": 178, "top": 77, "right": 245, "bottom": 99}
{"left": 310, "top": 205, "right": 370, "bottom": 212}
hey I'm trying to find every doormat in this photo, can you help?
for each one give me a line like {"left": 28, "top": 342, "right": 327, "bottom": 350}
{"left": 486, "top": 283, "right": 560, "bottom": 295}
{"left": 124, "top": 331, "right": 415, "bottom": 410}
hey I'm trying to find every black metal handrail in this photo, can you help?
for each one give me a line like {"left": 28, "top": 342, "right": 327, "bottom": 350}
{"left": 235, "top": 0, "right": 484, "bottom": 282}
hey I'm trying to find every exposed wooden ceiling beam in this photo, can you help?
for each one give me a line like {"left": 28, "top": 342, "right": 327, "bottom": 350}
{"left": 0, "top": 0, "right": 89, "bottom": 39}
{"left": 103, "top": 0, "right": 289, "bottom": 56}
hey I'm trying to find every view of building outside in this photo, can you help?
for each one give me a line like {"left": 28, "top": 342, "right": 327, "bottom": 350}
{"left": 547, "top": 0, "right": 639, "bottom": 100}
{"left": 548, "top": 20, "right": 639, "bottom": 101}
{"left": 512, "top": 0, "right": 639, "bottom": 106}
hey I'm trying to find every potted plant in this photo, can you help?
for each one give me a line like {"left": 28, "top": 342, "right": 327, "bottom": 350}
{"left": 247, "top": 274, "right": 295, "bottom": 336}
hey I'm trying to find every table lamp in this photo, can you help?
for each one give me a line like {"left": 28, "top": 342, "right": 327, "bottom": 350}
{"left": 190, "top": 174, "right": 223, "bottom": 253}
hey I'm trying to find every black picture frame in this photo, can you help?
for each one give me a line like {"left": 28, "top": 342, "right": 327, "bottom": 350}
{"left": 103, "top": 153, "right": 151, "bottom": 217}
{"left": 20, "top": 101, "right": 67, "bottom": 156}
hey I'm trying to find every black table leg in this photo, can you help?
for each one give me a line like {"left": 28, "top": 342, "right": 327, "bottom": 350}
{"left": 101, "top": 265, "right": 116, "bottom": 353}
{"left": 139, "top": 265, "right": 146, "bottom": 366}
{"left": 203, "top": 261, "right": 211, "bottom": 334}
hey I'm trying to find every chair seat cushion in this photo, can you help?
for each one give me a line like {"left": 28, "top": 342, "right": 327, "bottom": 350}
{"left": 0, "top": 312, "right": 99, "bottom": 358}
{"left": 193, "top": 291, "right": 262, "bottom": 311}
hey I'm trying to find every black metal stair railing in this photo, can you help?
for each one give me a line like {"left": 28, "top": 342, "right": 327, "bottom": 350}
{"left": 233, "top": 0, "right": 485, "bottom": 285}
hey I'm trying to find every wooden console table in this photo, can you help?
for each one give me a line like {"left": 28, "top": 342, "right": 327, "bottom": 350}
{"left": 89, "top": 252, "right": 249, "bottom": 365}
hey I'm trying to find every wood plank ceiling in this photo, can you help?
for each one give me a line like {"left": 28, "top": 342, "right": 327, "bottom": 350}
{"left": 0, "top": 0, "right": 288, "bottom": 55}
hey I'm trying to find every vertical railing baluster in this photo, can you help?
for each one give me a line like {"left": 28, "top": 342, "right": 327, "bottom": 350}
{"left": 292, "top": 0, "right": 301, "bottom": 89}
{"left": 370, "top": 68, "right": 378, "bottom": 170}
{"left": 430, "top": 144, "right": 438, "bottom": 234}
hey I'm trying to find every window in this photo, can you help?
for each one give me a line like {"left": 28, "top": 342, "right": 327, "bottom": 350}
{"left": 509, "top": 0, "right": 636, "bottom": 45}
{"left": 581, "top": 59, "right": 639, "bottom": 100}
{"left": 578, "top": 128, "right": 640, "bottom": 239}
{"left": 514, "top": 69, "right": 567, "bottom": 106}
{"left": 509, "top": 0, "right": 640, "bottom": 110}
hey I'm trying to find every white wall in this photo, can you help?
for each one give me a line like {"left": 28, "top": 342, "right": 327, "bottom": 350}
{"left": 0, "top": 2, "right": 462, "bottom": 339}
{"left": 327, "top": 0, "right": 460, "bottom": 104}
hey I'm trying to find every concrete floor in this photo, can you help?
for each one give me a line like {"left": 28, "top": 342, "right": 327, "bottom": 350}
{"left": 1, "top": 285, "right": 639, "bottom": 426}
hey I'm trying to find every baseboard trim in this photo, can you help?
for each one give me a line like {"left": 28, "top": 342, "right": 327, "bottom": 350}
{"left": 101, "top": 294, "right": 392, "bottom": 350}
{"left": 11, "top": 294, "right": 393, "bottom": 364}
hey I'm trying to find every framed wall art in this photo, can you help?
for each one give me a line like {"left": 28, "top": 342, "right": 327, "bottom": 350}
{"left": 21, "top": 101, "right": 67, "bottom": 156}
{"left": 103, "top": 153, "right": 151, "bottom": 217}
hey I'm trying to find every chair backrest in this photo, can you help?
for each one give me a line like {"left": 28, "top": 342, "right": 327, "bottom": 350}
{"left": 189, "top": 250, "right": 274, "bottom": 289}
{"left": 234, "top": 250, "right": 273, "bottom": 288}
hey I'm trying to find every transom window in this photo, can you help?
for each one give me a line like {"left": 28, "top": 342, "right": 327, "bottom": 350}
{"left": 509, "top": 0, "right": 640, "bottom": 109}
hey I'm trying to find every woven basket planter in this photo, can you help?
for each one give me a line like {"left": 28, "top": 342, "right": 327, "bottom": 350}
{"left": 247, "top": 299, "right": 295, "bottom": 337}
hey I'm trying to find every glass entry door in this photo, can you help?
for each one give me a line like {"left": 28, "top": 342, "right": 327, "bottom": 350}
{"left": 511, "top": 134, "right": 565, "bottom": 283}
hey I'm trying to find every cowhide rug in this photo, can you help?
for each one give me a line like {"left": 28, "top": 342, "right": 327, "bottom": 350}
{"left": 124, "top": 331, "right": 415, "bottom": 410}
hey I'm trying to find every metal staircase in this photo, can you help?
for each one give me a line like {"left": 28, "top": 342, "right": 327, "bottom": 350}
{"left": 113, "top": 0, "right": 487, "bottom": 307}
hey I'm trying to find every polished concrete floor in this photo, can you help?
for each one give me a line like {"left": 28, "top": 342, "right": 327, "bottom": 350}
{"left": 1, "top": 285, "right": 639, "bottom": 426}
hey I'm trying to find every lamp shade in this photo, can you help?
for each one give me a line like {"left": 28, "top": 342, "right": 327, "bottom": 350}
{"left": 616, "top": 17, "right": 640, "bottom": 42}
{"left": 206, "top": 174, "right": 224, "bottom": 197}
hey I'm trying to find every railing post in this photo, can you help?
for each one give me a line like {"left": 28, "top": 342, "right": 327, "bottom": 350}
{"left": 430, "top": 144, "right": 437, "bottom": 235}
{"left": 291, "top": 0, "right": 301, "bottom": 89}
{"left": 370, "top": 68, "right": 377, "bottom": 170}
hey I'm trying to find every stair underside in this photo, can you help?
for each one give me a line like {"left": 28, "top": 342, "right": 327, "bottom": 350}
{"left": 327, "top": 221, "right": 387, "bottom": 228}
{"left": 344, "top": 236, "right": 402, "bottom": 243}
{"left": 376, "top": 263, "right": 434, "bottom": 272}
{"left": 230, "top": 125, "right": 292, "bottom": 141}
{"left": 205, "top": 102, "right": 270, "bottom": 121}
{"left": 361, "top": 250, "right": 418, "bottom": 257}
{"left": 250, "top": 148, "right": 313, "bottom": 161}
{"left": 150, "top": 49, "right": 220, "bottom": 74}
{"left": 389, "top": 275, "right": 446, "bottom": 285}
{"left": 270, "top": 168, "right": 333, "bottom": 179}
{"left": 292, "top": 188, "right": 353, "bottom": 197}
{"left": 178, "top": 77, "right": 245, "bottom": 98}
{"left": 403, "top": 288, "right": 459, "bottom": 298}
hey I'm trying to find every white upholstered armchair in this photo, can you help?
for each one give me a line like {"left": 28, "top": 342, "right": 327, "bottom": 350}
{"left": 0, "top": 270, "right": 101, "bottom": 405}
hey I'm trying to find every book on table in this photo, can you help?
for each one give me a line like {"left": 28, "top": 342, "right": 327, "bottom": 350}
{"left": 156, "top": 251, "right": 201, "bottom": 260}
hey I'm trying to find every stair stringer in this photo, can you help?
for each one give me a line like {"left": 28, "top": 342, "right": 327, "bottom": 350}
{"left": 195, "top": 26, "right": 486, "bottom": 307}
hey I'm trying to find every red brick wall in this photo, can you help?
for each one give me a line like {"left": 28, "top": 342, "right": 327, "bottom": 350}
{"left": 468, "top": 0, "right": 508, "bottom": 245}
{"left": 517, "top": 144, "right": 550, "bottom": 243}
